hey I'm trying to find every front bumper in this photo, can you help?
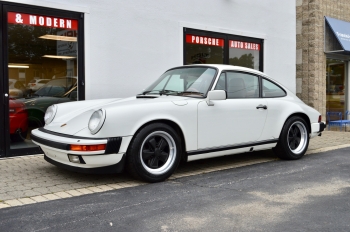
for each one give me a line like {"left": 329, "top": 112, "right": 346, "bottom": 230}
{"left": 31, "top": 128, "right": 132, "bottom": 174}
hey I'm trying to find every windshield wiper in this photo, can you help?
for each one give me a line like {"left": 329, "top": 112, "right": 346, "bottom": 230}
{"left": 141, "top": 90, "right": 178, "bottom": 96}
{"left": 178, "top": 91, "right": 204, "bottom": 96}
{"left": 141, "top": 90, "right": 155, "bottom": 95}
{"left": 159, "top": 89, "right": 179, "bottom": 95}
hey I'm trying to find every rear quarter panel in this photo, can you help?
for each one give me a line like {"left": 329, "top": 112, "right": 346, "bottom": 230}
{"left": 259, "top": 92, "right": 320, "bottom": 141}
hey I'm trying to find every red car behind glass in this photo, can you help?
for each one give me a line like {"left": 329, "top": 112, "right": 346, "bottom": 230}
{"left": 9, "top": 98, "right": 28, "bottom": 141}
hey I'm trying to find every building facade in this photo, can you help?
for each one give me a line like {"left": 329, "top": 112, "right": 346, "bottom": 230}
{"left": 296, "top": 0, "right": 350, "bottom": 120}
{"left": 0, "top": 0, "right": 295, "bottom": 157}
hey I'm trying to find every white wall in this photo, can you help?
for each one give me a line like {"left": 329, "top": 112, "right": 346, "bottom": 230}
{"left": 6, "top": 0, "right": 296, "bottom": 98}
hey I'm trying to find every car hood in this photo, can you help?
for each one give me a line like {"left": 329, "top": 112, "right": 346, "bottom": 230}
{"left": 44, "top": 95, "right": 196, "bottom": 136}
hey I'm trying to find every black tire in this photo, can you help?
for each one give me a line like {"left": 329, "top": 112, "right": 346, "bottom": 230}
{"left": 273, "top": 116, "right": 309, "bottom": 160}
{"left": 10, "top": 130, "right": 28, "bottom": 142}
{"left": 126, "top": 123, "right": 182, "bottom": 182}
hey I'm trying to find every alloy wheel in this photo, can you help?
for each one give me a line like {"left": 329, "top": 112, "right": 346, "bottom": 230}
{"left": 140, "top": 131, "right": 176, "bottom": 175}
{"left": 287, "top": 121, "right": 308, "bottom": 154}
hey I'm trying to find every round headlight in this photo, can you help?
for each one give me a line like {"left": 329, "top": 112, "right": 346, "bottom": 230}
{"left": 88, "top": 109, "right": 106, "bottom": 134}
{"left": 44, "top": 104, "right": 57, "bottom": 125}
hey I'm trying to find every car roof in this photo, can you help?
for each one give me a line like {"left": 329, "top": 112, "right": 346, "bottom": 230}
{"left": 170, "top": 64, "right": 268, "bottom": 77}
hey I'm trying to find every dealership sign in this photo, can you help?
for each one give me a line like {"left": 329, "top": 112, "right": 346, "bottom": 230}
{"left": 8, "top": 12, "right": 78, "bottom": 30}
{"left": 186, "top": 35, "right": 224, "bottom": 47}
{"left": 229, "top": 40, "right": 260, "bottom": 51}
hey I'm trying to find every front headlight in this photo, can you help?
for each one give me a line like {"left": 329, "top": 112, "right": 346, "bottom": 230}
{"left": 88, "top": 109, "right": 106, "bottom": 134}
{"left": 44, "top": 104, "right": 57, "bottom": 125}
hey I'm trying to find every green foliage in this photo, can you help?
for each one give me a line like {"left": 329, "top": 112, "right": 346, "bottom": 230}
{"left": 8, "top": 24, "right": 58, "bottom": 63}
{"left": 229, "top": 53, "right": 254, "bottom": 69}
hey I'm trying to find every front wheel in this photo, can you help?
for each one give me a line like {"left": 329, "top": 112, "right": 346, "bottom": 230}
{"left": 273, "top": 116, "right": 309, "bottom": 160}
{"left": 126, "top": 123, "right": 182, "bottom": 182}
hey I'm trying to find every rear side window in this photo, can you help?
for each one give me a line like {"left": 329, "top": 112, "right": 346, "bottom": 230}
{"left": 262, "top": 78, "right": 286, "bottom": 98}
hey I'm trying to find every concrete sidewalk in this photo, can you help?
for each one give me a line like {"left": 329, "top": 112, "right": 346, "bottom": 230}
{"left": 0, "top": 131, "right": 349, "bottom": 208}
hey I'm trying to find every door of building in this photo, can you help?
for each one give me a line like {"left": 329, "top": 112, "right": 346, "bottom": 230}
{"left": 0, "top": 2, "right": 85, "bottom": 158}
{"left": 326, "top": 58, "right": 347, "bottom": 119}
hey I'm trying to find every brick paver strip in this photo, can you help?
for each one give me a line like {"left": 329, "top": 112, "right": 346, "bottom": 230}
{"left": 0, "top": 203, "right": 10, "bottom": 209}
{"left": 30, "top": 196, "right": 48, "bottom": 203}
{"left": 0, "top": 131, "right": 349, "bottom": 208}
{"left": 54, "top": 192, "right": 72, "bottom": 198}
{"left": 42, "top": 194, "right": 60, "bottom": 201}
{"left": 18, "top": 197, "right": 36, "bottom": 205}
{"left": 4, "top": 199, "right": 23, "bottom": 207}
{"left": 65, "top": 190, "right": 83, "bottom": 197}
{"left": 76, "top": 188, "right": 94, "bottom": 195}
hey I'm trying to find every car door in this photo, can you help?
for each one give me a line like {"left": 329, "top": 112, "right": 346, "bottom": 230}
{"left": 197, "top": 71, "right": 268, "bottom": 149}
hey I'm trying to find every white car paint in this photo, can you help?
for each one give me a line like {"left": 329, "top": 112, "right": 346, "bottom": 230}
{"left": 31, "top": 64, "right": 324, "bottom": 176}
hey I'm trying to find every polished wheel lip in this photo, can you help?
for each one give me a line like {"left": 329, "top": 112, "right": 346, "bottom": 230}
{"left": 287, "top": 121, "right": 308, "bottom": 154}
{"left": 140, "top": 131, "right": 176, "bottom": 175}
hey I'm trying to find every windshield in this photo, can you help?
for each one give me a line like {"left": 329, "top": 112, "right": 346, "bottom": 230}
{"left": 142, "top": 67, "right": 217, "bottom": 97}
{"left": 34, "top": 78, "right": 77, "bottom": 97}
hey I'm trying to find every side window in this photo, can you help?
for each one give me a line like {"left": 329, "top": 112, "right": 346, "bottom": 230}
{"left": 262, "top": 79, "right": 286, "bottom": 98}
{"left": 226, "top": 72, "right": 259, "bottom": 99}
{"left": 214, "top": 72, "right": 226, "bottom": 90}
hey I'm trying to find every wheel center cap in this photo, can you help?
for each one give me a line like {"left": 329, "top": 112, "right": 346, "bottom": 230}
{"left": 155, "top": 148, "right": 161, "bottom": 156}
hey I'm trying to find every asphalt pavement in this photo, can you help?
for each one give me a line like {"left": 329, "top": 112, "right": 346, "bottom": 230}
{"left": 1, "top": 146, "right": 350, "bottom": 232}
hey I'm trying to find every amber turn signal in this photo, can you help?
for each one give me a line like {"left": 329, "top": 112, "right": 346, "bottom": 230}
{"left": 70, "top": 144, "right": 106, "bottom": 151}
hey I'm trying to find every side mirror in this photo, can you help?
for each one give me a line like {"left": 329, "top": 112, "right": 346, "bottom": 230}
{"left": 206, "top": 90, "right": 226, "bottom": 106}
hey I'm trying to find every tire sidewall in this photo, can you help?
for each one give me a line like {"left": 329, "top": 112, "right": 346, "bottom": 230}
{"left": 127, "top": 123, "right": 182, "bottom": 182}
{"left": 279, "top": 116, "right": 309, "bottom": 159}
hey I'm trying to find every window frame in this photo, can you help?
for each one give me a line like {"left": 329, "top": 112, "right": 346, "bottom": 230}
{"left": 215, "top": 70, "right": 261, "bottom": 99}
{"left": 0, "top": 2, "right": 85, "bottom": 157}
{"left": 261, "top": 77, "right": 287, "bottom": 98}
{"left": 184, "top": 28, "right": 264, "bottom": 72}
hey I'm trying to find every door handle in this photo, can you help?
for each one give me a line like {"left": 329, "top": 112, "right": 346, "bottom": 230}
{"left": 256, "top": 104, "right": 267, "bottom": 110}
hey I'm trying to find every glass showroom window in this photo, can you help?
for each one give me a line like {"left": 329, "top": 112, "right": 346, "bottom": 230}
{"left": 229, "top": 40, "right": 260, "bottom": 71}
{"left": 184, "top": 34, "right": 224, "bottom": 64}
{"left": 7, "top": 12, "right": 79, "bottom": 152}
{"left": 184, "top": 29, "right": 264, "bottom": 72}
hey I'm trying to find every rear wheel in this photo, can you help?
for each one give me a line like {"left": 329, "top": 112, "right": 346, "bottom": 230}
{"left": 126, "top": 123, "right": 181, "bottom": 182}
{"left": 273, "top": 116, "right": 309, "bottom": 160}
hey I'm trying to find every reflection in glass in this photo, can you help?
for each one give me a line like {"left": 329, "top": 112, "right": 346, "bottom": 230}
{"left": 326, "top": 59, "right": 346, "bottom": 119}
{"left": 7, "top": 13, "right": 78, "bottom": 151}
{"left": 229, "top": 40, "right": 260, "bottom": 70}
{"left": 185, "top": 35, "right": 224, "bottom": 64}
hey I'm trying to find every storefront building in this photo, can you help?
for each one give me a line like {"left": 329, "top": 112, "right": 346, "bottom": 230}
{"left": 296, "top": 0, "right": 350, "bottom": 121}
{"left": 0, "top": 0, "right": 295, "bottom": 157}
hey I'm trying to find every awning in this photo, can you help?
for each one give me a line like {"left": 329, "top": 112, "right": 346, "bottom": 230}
{"left": 324, "top": 16, "right": 350, "bottom": 55}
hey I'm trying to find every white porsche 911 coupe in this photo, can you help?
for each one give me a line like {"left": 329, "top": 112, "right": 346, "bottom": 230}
{"left": 31, "top": 65, "right": 326, "bottom": 182}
